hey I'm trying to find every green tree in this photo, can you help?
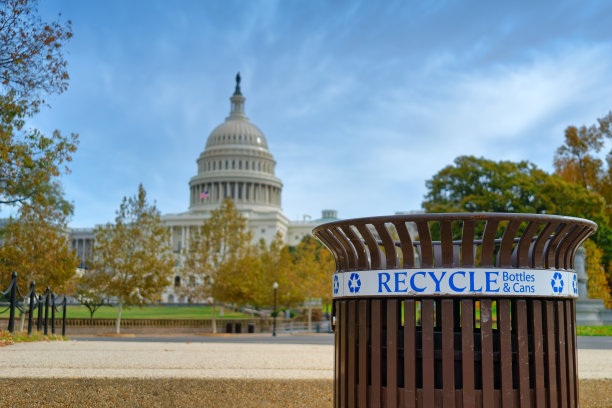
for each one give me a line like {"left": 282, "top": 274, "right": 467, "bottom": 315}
{"left": 423, "top": 155, "right": 612, "bottom": 303}
{"left": 88, "top": 184, "right": 174, "bottom": 333}
{"left": 183, "top": 198, "right": 253, "bottom": 333}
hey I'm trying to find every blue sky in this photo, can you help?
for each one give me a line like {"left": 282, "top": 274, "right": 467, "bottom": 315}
{"left": 31, "top": 0, "right": 612, "bottom": 227}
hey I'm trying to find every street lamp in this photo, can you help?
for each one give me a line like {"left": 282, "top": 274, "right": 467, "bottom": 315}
{"left": 272, "top": 281, "right": 278, "bottom": 337}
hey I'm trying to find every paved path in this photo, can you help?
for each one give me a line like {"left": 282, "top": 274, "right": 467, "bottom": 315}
{"left": 71, "top": 333, "right": 335, "bottom": 345}
{"left": 1, "top": 338, "right": 611, "bottom": 380}
{"left": 0, "top": 340, "right": 334, "bottom": 379}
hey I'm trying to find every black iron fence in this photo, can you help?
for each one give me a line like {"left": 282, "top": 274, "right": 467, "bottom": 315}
{"left": 1, "top": 272, "right": 68, "bottom": 336}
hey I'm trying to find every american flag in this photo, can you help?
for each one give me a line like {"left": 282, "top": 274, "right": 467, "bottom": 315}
{"left": 200, "top": 191, "right": 209, "bottom": 199}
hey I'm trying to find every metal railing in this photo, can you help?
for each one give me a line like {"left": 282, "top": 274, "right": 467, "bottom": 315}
{"left": 1, "top": 272, "right": 68, "bottom": 336}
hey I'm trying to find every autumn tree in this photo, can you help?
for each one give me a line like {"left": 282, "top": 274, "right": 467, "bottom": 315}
{"left": 183, "top": 198, "right": 253, "bottom": 333}
{"left": 0, "top": 0, "right": 77, "bottom": 211}
{"left": 87, "top": 184, "right": 174, "bottom": 333}
{"left": 243, "top": 233, "right": 301, "bottom": 309}
{"left": 291, "top": 235, "right": 335, "bottom": 330}
{"left": 0, "top": 181, "right": 77, "bottom": 290}
{"left": 554, "top": 112, "right": 612, "bottom": 302}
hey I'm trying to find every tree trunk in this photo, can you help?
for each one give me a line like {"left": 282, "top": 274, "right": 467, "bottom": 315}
{"left": 115, "top": 301, "right": 122, "bottom": 334}
{"left": 307, "top": 306, "right": 312, "bottom": 333}
{"left": 211, "top": 299, "right": 217, "bottom": 334}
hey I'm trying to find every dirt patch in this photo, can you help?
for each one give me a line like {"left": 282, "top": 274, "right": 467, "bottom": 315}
{"left": 0, "top": 378, "right": 610, "bottom": 407}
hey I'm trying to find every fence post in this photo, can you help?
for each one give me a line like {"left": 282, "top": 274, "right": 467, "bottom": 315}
{"left": 37, "top": 295, "right": 43, "bottom": 331}
{"left": 7, "top": 272, "right": 17, "bottom": 334}
{"left": 27, "top": 281, "right": 35, "bottom": 335}
{"left": 51, "top": 293, "right": 56, "bottom": 335}
{"left": 44, "top": 287, "right": 50, "bottom": 336}
{"left": 62, "top": 296, "right": 67, "bottom": 337}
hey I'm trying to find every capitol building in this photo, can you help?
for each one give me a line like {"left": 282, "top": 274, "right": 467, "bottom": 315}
{"left": 70, "top": 74, "right": 338, "bottom": 302}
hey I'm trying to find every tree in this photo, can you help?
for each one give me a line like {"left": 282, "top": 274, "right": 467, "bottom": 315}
{"left": 423, "top": 155, "right": 612, "bottom": 304}
{"left": 0, "top": 0, "right": 77, "bottom": 211}
{"left": 183, "top": 198, "right": 252, "bottom": 333}
{"left": 423, "top": 155, "right": 607, "bottom": 220}
{"left": 244, "top": 233, "right": 300, "bottom": 310}
{"left": 0, "top": 0, "right": 73, "bottom": 110}
{"left": 0, "top": 181, "right": 77, "bottom": 291}
{"left": 554, "top": 112, "right": 612, "bottom": 300}
{"left": 74, "top": 273, "right": 108, "bottom": 320}
{"left": 554, "top": 111, "right": 612, "bottom": 198}
{"left": 0, "top": 95, "right": 77, "bottom": 209}
{"left": 88, "top": 184, "right": 174, "bottom": 333}
{"left": 291, "top": 236, "right": 335, "bottom": 330}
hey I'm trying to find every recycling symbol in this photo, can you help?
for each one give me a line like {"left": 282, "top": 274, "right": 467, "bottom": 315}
{"left": 572, "top": 274, "right": 577, "bottom": 295}
{"left": 551, "top": 272, "right": 564, "bottom": 293}
{"left": 333, "top": 275, "right": 340, "bottom": 295}
{"left": 348, "top": 272, "right": 361, "bottom": 294}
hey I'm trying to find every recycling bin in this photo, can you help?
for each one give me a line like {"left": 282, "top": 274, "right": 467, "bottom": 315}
{"left": 313, "top": 213, "right": 596, "bottom": 408}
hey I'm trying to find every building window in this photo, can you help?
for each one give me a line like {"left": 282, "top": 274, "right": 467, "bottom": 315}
{"left": 168, "top": 295, "right": 174, "bottom": 303}
{"left": 174, "top": 276, "right": 181, "bottom": 287}
{"left": 245, "top": 161, "right": 249, "bottom": 170}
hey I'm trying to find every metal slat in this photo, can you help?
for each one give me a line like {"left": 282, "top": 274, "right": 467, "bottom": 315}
{"left": 565, "top": 300, "right": 576, "bottom": 407}
{"left": 387, "top": 299, "right": 399, "bottom": 407}
{"left": 461, "top": 220, "right": 476, "bottom": 267}
{"left": 359, "top": 300, "right": 369, "bottom": 407}
{"left": 421, "top": 299, "right": 435, "bottom": 407}
{"left": 498, "top": 299, "right": 514, "bottom": 408}
{"left": 393, "top": 222, "right": 415, "bottom": 268}
{"left": 461, "top": 300, "right": 475, "bottom": 408}
{"left": 348, "top": 300, "right": 357, "bottom": 407}
{"left": 545, "top": 301, "right": 558, "bottom": 408}
{"left": 480, "top": 299, "right": 494, "bottom": 408}
{"left": 516, "top": 300, "right": 531, "bottom": 408}
{"left": 335, "top": 305, "right": 342, "bottom": 406}
{"left": 440, "top": 221, "right": 454, "bottom": 267}
{"left": 416, "top": 222, "right": 434, "bottom": 268}
{"left": 404, "top": 300, "right": 416, "bottom": 408}
{"left": 371, "top": 300, "right": 382, "bottom": 408}
{"left": 556, "top": 302, "right": 568, "bottom": 408}
{"left": 340, "top": 301, "right": 348, "bottom": 408}
{"left": 481, "top": 220, "right": 499, "bottom": 267}
{"left": 442, "top": 299, "right": 456, "bottom": 408}
{"left": 531, "top": 300, "right": 546, "bottom": 408}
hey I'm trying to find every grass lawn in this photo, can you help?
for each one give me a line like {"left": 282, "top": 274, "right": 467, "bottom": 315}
{"left": 0, "top": 305, "right": 250, "bottom": 320}
{"left": 576, "top": 326, "right": 612, "bottom": 336}
{"left": 0, "top": 330, "right": 67, "bottom": 346}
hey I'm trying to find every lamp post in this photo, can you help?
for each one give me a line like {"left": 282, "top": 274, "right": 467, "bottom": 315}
{"left": 272, "top": 281, "right": 278, "bottom": 337}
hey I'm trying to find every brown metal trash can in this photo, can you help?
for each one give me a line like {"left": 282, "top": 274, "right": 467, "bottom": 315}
{"left": 313, "top": 213, "right": 596, "bottom": 408}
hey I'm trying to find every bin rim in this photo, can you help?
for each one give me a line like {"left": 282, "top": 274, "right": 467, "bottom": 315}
{"left": 312, "top": 212, "right": 597, "bottom": 235}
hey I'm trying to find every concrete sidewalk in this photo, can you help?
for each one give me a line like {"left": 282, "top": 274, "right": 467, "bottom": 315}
{"left": 1, "top": 340, "right": 611, "bottom": 379}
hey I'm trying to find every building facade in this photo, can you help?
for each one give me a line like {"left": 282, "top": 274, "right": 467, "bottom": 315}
{"left": 70, "top": 74, "right": 336, "bottom": 302}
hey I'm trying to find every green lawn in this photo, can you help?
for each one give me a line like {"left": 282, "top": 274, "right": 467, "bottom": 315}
{"left": 0, "top": 305, "right": 250, "bottom": 320}
{"left": 576, "top": 326, "right": 612, "bottom": 336}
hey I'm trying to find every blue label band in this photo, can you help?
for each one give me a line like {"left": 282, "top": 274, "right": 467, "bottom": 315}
{"left": 332, "top": 269, "right": 578, "bottom": 298}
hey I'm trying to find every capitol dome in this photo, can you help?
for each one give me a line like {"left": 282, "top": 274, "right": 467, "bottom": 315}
{"left": 188, "top": 73, "right": 283, "bottom": 212}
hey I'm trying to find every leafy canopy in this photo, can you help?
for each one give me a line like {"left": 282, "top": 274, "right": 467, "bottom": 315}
{"left": 88, "top": 184, "right": 174, "bottom": 307}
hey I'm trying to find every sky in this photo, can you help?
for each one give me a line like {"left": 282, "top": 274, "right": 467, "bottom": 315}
{"left": 30, "top": 0, "right": 612, "bottom": 228}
